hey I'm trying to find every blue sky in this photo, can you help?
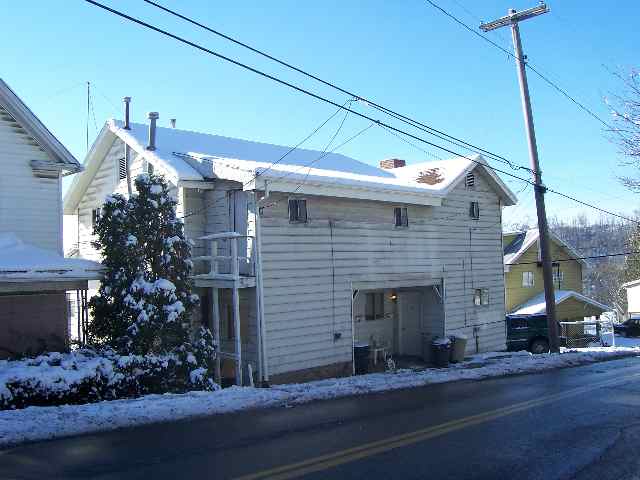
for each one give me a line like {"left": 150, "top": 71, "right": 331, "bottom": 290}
{"left": 2, "top": 0, "right": 638, "bottom": 226}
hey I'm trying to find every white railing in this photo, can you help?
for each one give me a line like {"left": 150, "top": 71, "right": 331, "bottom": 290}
{"left": 194, "top": 232, "right": 254, "bottom": 279}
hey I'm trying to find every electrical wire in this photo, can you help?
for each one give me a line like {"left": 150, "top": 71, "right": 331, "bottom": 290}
{"left": 85, "top": 0, "right": 639, "bottom": 226}
{"left": 512, "top": 251, "right": 640, "bottom": 266}
{"left": 423, "top": 0, "right": 618, "bottom": 133}
{"left": 141, "top": 0, "right": 528, "bottom": 171}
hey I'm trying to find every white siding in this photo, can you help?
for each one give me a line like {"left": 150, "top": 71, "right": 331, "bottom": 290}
{"left": 0, "top": 106, "right": 62, "bottom": 252}
{"left": 259, "top": 166, "right": 506, "bottom": 375}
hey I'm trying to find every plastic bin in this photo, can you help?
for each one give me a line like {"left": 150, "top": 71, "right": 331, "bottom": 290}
{"left": 422, "top": 333, "right": 434, "bottom": 364}
{"left": 449, "top": 334, "right": 468, "bottom": 363}
{"left": 354, "top": 343, "right": 370, "bottom": 375}
{"left": 431, "top": 337, "right": 451, "bottom": 367}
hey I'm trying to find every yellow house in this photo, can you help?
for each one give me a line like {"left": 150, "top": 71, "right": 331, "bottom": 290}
{"left": 503, "top": 229, "right": 609, "bottom": 323}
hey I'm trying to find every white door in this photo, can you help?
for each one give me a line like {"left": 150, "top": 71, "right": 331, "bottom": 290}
{"left": 400, "top": 291, "right": 423, "bottom": 356}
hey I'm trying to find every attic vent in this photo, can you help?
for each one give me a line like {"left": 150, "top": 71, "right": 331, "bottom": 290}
{"left": 118, "top": 157, "right": 127, "bottom": 180}
{"left": 465, "top": 172, "right": 475, "bottom": 188}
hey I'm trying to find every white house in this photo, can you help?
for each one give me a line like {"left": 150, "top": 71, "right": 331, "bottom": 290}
{"left": 0, "top": 78, "right": 101, "bottom": 358}
{"left": 64, "top": 108, "right": 516, "bottom": 384}
{"left": 622, "top": 279, "right": 640, "bottom": 319}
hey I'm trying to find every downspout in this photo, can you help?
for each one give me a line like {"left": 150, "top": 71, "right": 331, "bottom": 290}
{"left": 254, "top": 190, "right": 269, "bottom": 385}
{"left": 123, "top": 97, "right": 132, "bottom": 196}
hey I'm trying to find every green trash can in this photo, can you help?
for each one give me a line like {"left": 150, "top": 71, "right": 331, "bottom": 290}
{"left": 449, "top": 334, "right": 468, "bottom": 363}
{"left": 431, "top": 337, "right": 451, "bottom": 367}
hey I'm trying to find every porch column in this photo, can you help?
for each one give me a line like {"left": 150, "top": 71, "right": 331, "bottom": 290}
{"left": 211, "top": 287, "right": 221, "bottom": 384}
{"left": 231, "top": 236, "right": 242, "bottom": 386}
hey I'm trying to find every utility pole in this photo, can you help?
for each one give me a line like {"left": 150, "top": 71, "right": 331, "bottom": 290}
{"left": 481, "top": 3, "right": 560, "bottom": 353}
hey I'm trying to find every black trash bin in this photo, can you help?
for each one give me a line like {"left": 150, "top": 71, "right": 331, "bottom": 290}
{"left": 354, "top": 343, "right": 370, "bottom": 375}
{"left": 431, "top": 337, "right": 451, "bottom": 368}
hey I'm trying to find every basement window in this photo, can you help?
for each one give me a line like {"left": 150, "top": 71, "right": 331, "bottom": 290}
{"left": 92, "top": 208, "right": 101, "bottom": 228}
{"left": 118, "top": 157, "right": 127, "bottom": 180}
{"left": 394, "top": 207, "right": 409, "bottom": 227}
{"left": 473, "top": 288, "right": 489, "bottom": 306}
{"left": 288, "top": 198, "right": 307, "bottom": 223}
{"left": 365, "top": 292, "right": 385, "bottom": 321}
{"left": 469, "top": 201, "right": 480, "bottom": 220}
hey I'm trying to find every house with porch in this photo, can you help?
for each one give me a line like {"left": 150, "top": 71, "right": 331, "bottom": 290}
{"left": 64, "top": 106, "right": 517, "bottom": 385}
{"left": 503, "top": 228, "right": 609, "bottom": 350}
{"left": 0, "top": 78, "right": 102, "bottom": 358}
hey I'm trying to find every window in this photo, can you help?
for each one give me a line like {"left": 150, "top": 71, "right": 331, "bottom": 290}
{"left": 147, "top": 162, "right": 154, "bottom": 175}
{"left": 91, "top": 208, "right": 101, "bottom": 228}
{"left": 522, "top": 271, "right": 535, "bottom": 288}
{"left": 365, "top": 292, "right": 385, "bottom": 320}
{"left": 394, "top": 207, "right": 408, "bottom": 227}
{"left": 553, "top": 270, "right": 564, "bottom": 287}
{"left": 465, "top": 172, "right": 475, "bottom": 188}
{"left": 288, "top": 198, "right": 307, "bottom": 223}
{"left": 469, "top": 201, "right": 480, "bottom": 220}
{"left": 473, "top": 288, "right": 489, "bottom": 306}
{"left": 118, "top": 157, "right": 127, "bottom": 180}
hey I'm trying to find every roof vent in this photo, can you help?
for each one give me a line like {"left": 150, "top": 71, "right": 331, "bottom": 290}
{"left": 123, "top": 97, "right": 131, "bottom": 130}
{"left": 379, "top": 158, "right": 406, "bottom": 169}
{"left": 170, "top": 118, "right": 176, "bottom": 129}
{"left": 146, "top": 112, "right": 159, "bottom": 151}
{"left": 465, "top": 172, "right": 475, "bottom": 188}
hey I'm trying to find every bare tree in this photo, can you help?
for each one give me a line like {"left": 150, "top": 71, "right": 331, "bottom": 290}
{"left": 606, "top": 69, "right": 640, "bottom": 191}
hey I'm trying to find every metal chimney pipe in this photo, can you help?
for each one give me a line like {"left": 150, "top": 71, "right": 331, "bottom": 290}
{"left": 123, "top": 97, "right": 131, "bottom": 130}
{"left": 170, "top": 118, "right": 176, "bottom": 129}
{"left": 147, "top": 112, "right": 159, "bottom": 150}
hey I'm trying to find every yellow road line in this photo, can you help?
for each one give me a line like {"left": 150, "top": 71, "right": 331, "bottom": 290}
{"left": 234, "top": 373, "right": 640, "bottom": 480}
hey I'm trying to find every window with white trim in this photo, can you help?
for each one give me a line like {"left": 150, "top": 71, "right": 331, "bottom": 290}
{"left": 365, "top": 292, "right": 385, "bottom": 320}
{"left": 288, "top": 198, "right": 307, "bottom": 223}
{"left": 147, "top": 162, "right": 154, "bottom": 175}
{"left": 522, "top": 271, "right": 535, "bottom": 288}
{"left": 469, "top": 201, "right": 480, "bottom": 220}
{"left": 553, "top": 270, "right": 564, "bottom": 286}
{"left": 118, "top": 157, "right": 127, "bottom": 180}
{"left": 92, "top": 208, "right": 101, "bottom": 228}
{"left": 394, "top": 207, "right": 408, "bottom": 227}
{"left": 473, "top": 288, "right": 489, "bottom": 306}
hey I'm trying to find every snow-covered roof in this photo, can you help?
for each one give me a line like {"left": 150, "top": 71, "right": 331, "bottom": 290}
{"left": 0, "top": 233, "right": 102, "bottom": 282}
{"left": 509, "top": 290, "right": 610, "bottom": 316}
{"left": 0, "top": 78, "right": 80, "bottom": 173}
{"left": 622, "top": 279, "right": 640, "bottom": 289}
{"left": 503, "top": 228, "right": 587, "bottom": 267}
{"left": 64, "top": 119, "right": 517, "bottom": 213}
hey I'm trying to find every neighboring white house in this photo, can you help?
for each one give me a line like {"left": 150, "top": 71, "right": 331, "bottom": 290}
{"left": 0, "top": 78, "right": 102, "bottom": 358}
{"left": 622, "top": 279, "right": 640, "bottom": 319}
{"left": 64, "top": 111, "right": 517, "bottom": 384}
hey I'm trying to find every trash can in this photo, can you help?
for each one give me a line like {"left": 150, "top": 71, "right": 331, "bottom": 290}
{"left": 354, "top": 343, "right": 370, "bottom": 375}
{"left": 431, "top": 337, "right": 451, "bottom": 368}
{"left": 449, "top": 334, "right": 468, "bottom": 363}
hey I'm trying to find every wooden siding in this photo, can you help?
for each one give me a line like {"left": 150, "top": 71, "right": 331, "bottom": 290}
{"left": 556, "top": 297, "right": 604, "bottom": 321}
{"left": 259, "top": 166, "right": 507, "bottom": 375}
{"left": 505, "top": 237, "right": 583, "bottom": 312}
{"left": 0, "top": 106, "right": 63, "bottom": 252}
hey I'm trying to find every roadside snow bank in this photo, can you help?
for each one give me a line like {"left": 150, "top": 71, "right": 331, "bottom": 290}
{"left": 1, "top": 347, "right": 638, "bottom": 447}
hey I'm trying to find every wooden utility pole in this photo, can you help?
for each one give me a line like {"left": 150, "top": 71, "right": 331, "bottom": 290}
{"left": 481, "top": 3, "right": 560, "bottom": 353}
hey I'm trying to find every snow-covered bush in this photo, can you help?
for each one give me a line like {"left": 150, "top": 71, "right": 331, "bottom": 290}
{"left": 0, "top": 349, "right": 219, "bottom": 410}
{"left": 88, "top": 174, "right": 216, "bottom": 388}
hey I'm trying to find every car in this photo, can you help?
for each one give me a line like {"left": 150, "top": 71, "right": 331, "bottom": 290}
{"left": 506, "top": 314, "right": 601, "bottom": 353}
{"left": 614, "top": 316, "right": 640, "bottom": 337}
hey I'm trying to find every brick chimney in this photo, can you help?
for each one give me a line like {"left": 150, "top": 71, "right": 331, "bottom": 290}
{"left": 379, "top": 158, "right": 406, "bottom": 169}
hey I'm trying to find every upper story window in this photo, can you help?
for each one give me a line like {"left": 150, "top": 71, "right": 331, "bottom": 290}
{"left": 147, "top": 162, "right": 154, "bottom": 175}
{"left": 465, "top": 172, "right": 475, "bottom": 188}
{"left": 474, "top": 288, "right": 489, "bottom": 306}
{"left": 553, "top": 270, "right": 564, "bottom": 287}
{"left": 522, "top": 271, "right": 535, "bottom": 288}
{"left": 288, "top": 198, "right": 307, "bottom": 223}
{"left": 469, "top": 201, "right": 480, "bottom": 220}
{"left": 118, "top": 157, "right": 127, "bottom": 180}
{"left": 365, "top": 292, "right": 385, "bottom": 320}
{"left": 394, "top": 207, "right": 408, "bottom": 227}
{"left": 92, "top": 208, "right": 101, "bottom": 228}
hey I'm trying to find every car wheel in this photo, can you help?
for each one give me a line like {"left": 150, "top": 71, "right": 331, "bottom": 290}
{"left": 530, "top": 338, "right": 550, "bottom": 354}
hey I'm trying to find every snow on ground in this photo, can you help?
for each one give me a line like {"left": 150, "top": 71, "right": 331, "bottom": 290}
{"left": 1, "top": 346, "right": 639, "bottom": 447}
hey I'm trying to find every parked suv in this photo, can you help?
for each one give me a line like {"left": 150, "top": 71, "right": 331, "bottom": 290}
{"left": 614, "top": 316, "right": 640, "bottom": 337}
{"left": 506, "top": 314, "right": 552, "bottom": 354}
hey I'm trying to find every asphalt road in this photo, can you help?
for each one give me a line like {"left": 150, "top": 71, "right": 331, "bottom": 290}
{"left": 3, "top": 356, "right": 640, "bottom": 480}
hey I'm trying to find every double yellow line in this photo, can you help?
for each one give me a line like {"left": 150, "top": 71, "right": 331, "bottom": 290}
{"left": 235, "top": 373, "right": 640, "bottom": 480}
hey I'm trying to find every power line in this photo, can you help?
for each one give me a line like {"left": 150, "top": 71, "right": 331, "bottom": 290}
{"left": 424, "top": 0, "right": 617, "bottom": 133}
{"left": 140, "top": 0, "right": 528, "bottom": 171}
{"left": 85, "top": 0, "right": 639, "bottom": 226}
{"left": 513, "top": 250, "right": 640, "bottom": 266}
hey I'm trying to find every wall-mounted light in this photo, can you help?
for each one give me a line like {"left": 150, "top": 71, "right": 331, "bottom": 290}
{"left": 390, "top": 292, "right": 398, "bottom": 302}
